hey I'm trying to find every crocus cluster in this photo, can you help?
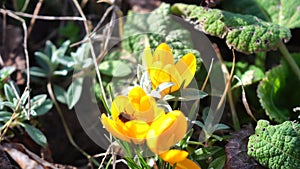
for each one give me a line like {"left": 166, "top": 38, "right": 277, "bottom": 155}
{"left": 101, "top": 43, "right": 200, "bottom": 169}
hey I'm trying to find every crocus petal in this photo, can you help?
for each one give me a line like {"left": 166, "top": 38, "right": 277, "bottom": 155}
{"left": 161, "top": 64, "right": 182, "bottom": 94}
{"left": 128, "top": 86, "right": 147, "bottom": 111}
{"left": 153, "top": 43, "right": 174, "bottom": 65}
{"left": 111, "top": 96, "right": 132, "bottom": 121}
{"left": 175, "top": 53, "right": 196, "bottom": 88}
{"left": 160, "top": 150, "right": 188, "bottom": 164}
{"left": 147, "top": 110, "right": 187, "bottom": 154}
{"left": 175, "top": 158, "right": 201, "bottom": 169}
{"left": 122, "top": 120, "right": 150, "bottom": 144}
{"left": 149, "top": 63, "right": 182, "bottom": 94}
{"left": 101, "top": 114, "right": 130, "bottom": 142}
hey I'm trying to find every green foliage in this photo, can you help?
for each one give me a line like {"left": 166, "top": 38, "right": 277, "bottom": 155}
{"left": 232, "top": 65, "right": 265, "bottom": 88}
{"left": 122, "top": 3, "right": 201, "bottom": 62}
{"left": 171, "top": 3, "right": 291, "bottom": 54}
{"left": 257, "top": 54, "right": 300, "bottom": 123}
{"left": 222, "top": 0, "right": 300, "bottom": 29}
{"left": 30, "top": 40, "right": 72, "bottom": 80}
{"left": 0, "top": 66, "right": 15, "bottom": 89}
{"left": 248, "top": 120, "right": 300, "bottom": 169}
{"left": 59, "top": 22, "right": 81, "bottom": 44}
{"left": 0, "top": 83, "right": 52, "bottom": 147}
{"left": 53, "top": 78, "right": 83, "bottom": 109}
{"left": 21, "top": 123, "right": 47, "bottom": 148}
{"left": 99, "top": 60, "right": 132, "bottom": 77}
{"left": 31, "top": 41, "right": 92, "bottom": 109}
{"left": 192, "top": 146, "right": 225, "bottom": 168}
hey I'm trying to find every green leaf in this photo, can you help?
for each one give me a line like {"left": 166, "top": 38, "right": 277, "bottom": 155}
{"left": 0, "top": 111, "right": 12, "bottom": 122}
{"left": 169, "top": 88, "right": 208, "bottom": 101}
{"left": 32, "top": 99, "right": 52, "bottom": 116}
{"left": 34, "top": 51, "right": 52, "bottom": 72}
{"left": 4, "top": 84, "right": 16, "bottom": 103}
{"left": 53, "top": 85, "right": 67, "bottom": 104}
{"left": 207, "top": 155, "right": 226, "bottom": 169}
{"left": 56, "top": 55, "right": 75, "bottom": 68}
{"left": 193, "top": 146, "right": 224, "bottom": 161}
{"left": 214, "top": 123, "right": 230, "bottom": 131}
{"left": 0, "top": 101, "right": 15, "bottom": 109}
{"left": 0, "top": 66, "right": 15, "bottom": 79}
{"left": 52, "top": 69, "right": 68, "bottom": 76}
{"left": 66, "top": 78, "right": 83, "bottom": 109}
{"left": 70, "top": 43, "right": 90, "bottom": 69}
{"left": 29, "top": 95, "right": 53, "bottom": 116}
{"left": 171, "top": 3, "right": 291, "bottom": 54}
{"left": 53, "top": 40, "right": 70, "bottom": 62}
{"left": 29, "top": 67, "right": 48, "bottom": 78}
{"left": 22, "top": 123, "right": 47, "bottom": 148}
{"left": 99, "top": 60, "right": 132, "bottom": 77}
{"left": 222, "top": 0, "right": 300, "bottom": 29}
{"left": 257, "top": 54, "right": 300, "bottom": 123}
{"left": 233, "top": 65, "right": 265, "bottom": 88}
{"left": 122, "top": 3, "right": 201, "bottom": 61}
{"left": 248, "top": 120, "right": 300, "bottom": 169}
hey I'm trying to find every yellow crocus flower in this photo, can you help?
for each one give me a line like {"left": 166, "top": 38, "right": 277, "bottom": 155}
{"left": 143, "top": 43, "right": 196, "bottom": 94}
{"left": 160, "top": 149, "right": 201, "bottom": 169}
{"left": 146, "top": 110, "right": 187, "bottom": 154}
{"left": 101, "top": 86, "right": 164, "bottom": 143}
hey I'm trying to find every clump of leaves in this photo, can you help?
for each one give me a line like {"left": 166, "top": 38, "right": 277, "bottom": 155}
{"left": 0, "top": 83, "right": 52, "bottom": 148}
{"left": 171, "top": 3, "right": 291, "bottom": 54}
{"left": 225, "top": 124, "right": 265, "bottom": 169}
{"left": 257, "top": 54, "right": 300, "bottom": 123}
{"left": 31, "top": 41, "right": 92, "bottom": 109}
{"left": 248, "top": 120, "right": 300, "bottom": 169}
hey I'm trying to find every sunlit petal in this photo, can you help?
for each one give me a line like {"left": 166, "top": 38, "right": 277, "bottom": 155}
{"left": 175, "top": 158, "right": 201, "bottom": 169}
{"left": 111, "top": 96, "right": 130, "bottom": 121}
{"left": 147, "top": 110, "right": 187, "bottom": 154}
{"left": 123, "top": 120, "right": 150, "bottom": 143}
{"left": 160, "top": 150, "right": 188, "bottom": 164}
{"left": 128, "top": 86, "right": 147, "bottom": 111}
{"left": 153, "top": 43, "right": 174, "bottom": 65}
{"left": 101, "top": 114, "right": 129, "bottom": 142}
{"left": 175, "top": 53, "right": 196, "bottom": 88}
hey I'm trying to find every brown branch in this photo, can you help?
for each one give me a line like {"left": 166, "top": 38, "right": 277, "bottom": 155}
{"left": 27, "top": 0, "right": 44, "bottom": 36}
{"left": 13, "top": 10, "right": 84, "bottom": 21}
{"left": 71, "top": 0, "right": 108, "bottom": 106}
{"left": 0, "top": 8, "right": 31, "bottom": 120}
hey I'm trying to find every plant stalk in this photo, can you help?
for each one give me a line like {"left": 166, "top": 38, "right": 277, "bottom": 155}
{"left": 278, "top": 41, "right": 300, "bottom": 81}
{"left": 47, "top": 82, "right": 100, "bottom": 166}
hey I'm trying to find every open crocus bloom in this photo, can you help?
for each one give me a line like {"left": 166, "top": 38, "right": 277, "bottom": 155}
{"left": 146, "top": 110, "right": 187, "bottom": 154}
{"left": 160, "top": 150, "right": 201, "bottom": 169}
{"left": 101, "top": 86, "right": 164, "bottom": 143}
{"left": 143, "top": 43, "right": 196, "bottom": 94}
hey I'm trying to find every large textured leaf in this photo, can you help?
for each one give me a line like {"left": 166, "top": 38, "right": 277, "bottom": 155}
{"left": 257, "top": 53, "right": 300, "bottom": 123}
{"left": 222, "top": 0, "right": 300, "bottom": 29}
{"left": 248, "top": 120, "right": 300, "bottom": 169}
{"left": 122, "top": 3, "right": 200, "bottom": 61}
{"left": 171, "top": 3, "right": 291, "bottom": 54}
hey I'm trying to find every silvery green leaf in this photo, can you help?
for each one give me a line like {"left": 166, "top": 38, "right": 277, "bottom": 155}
{"left": 22, "top": 123, "right": 47, "bottom": 148}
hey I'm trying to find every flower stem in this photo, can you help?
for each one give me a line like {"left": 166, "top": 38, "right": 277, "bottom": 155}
{"left": 47, "top": 82, "right": 100, "bottom": 167}
{"left": 278, "top": 41, "right": 300, "bottom": 81}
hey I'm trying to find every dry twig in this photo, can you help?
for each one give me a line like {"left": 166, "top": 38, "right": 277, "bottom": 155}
{"left": 0, "top": 8, "right": 31, "bottom": 119}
